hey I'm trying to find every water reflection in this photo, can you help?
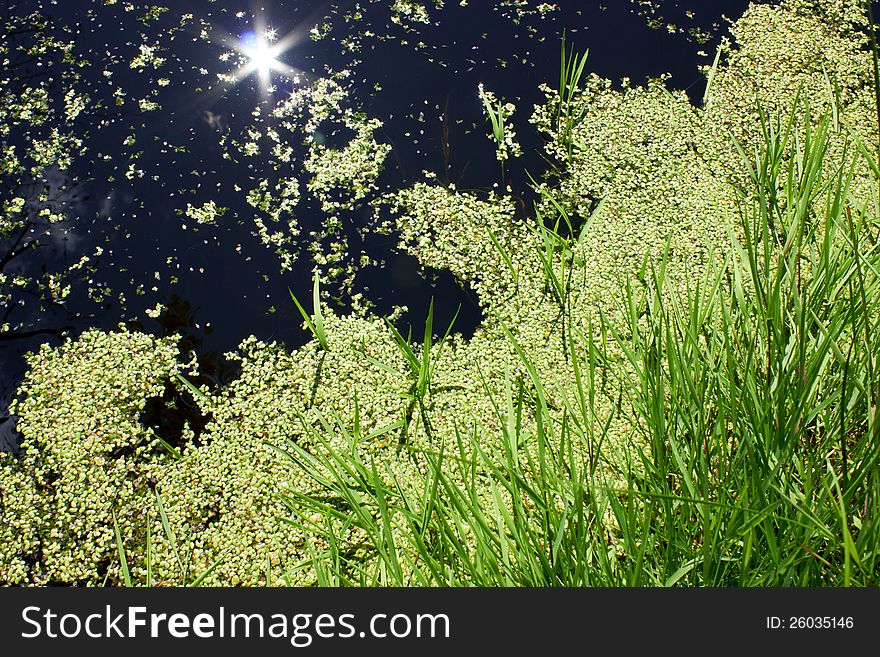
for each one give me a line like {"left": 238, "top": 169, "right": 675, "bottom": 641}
{"left": 1, "top": 0, "right": 750, "bottom": 453}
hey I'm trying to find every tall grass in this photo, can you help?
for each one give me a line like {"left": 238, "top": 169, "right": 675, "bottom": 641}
{"left": 111, "top": 490, "right": 226, "bottom": 587}
{"left": 291, "top": 273, "right": 329, "bottom": 351}
{"left": 481, "top": 91, "right": 509, "bottom": 181}
{"left": 277, "top": 102, "right": 880, "bottom": 586}
{"left": 556, "top": 34, "right": 589, "bottom": 166}
{"left": 381, "top": 300, "right": 459, "bottom": 447}
{"left": 276, "top": 359, "right": 618, "bottom": 586}
{"left": 609, "top": 107, "right": 880, "bottom": 586}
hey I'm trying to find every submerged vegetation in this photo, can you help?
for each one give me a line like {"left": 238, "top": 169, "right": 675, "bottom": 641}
{"left": 2, "top": 0, "right": 880, "bottom": 586}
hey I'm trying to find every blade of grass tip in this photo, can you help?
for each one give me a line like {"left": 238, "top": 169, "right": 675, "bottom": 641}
{"left": 364, "top": 418, "right": 406, "bottom": 442}
{"left": 146, "top": 518, "right": 153, "bottom": 587}
{"left": 312, "top": 273, "right": 328, "bottom": 349}
{"left": 487, "top": 227, "right": 519, "bottom": 287}
{"left": 149, "top": 430, "right": 182, "bottom": 460}
{"left": 112, "top": 511, "right": 133, "bottom": 587}
{"left": 187, "top": 552, "right": 227, "bottom": 587}
{"left": 289, "top": 273, "right": 328, "bottom": 350}
{"left": 175, "top": 373, "right": 209, "bottom": 402}
{"left": 385, "top": 316, "right": 419, "bottom": 374}
{"left": 665, "top": 558, "right": 699, "bottom": 587}
{"left": 356, "top": 339, "right": 402, "bottom": 375}
{"left": 576, "top": 197, "right": 605, "bottom": 251}
{"left": 290, "top": 288, "right": 321, "bottom": 346}
{"left": 420, "top": 300, "right": 435, "bottom": 392}
{"left": 559, "top": 30, "right": 567, "bottom": 122}
{"left": 570, "top": 49, "right": 589, "bottom": 104}
{"left": 822, "top": 64, "right": 841, "bottom": 133}
{"left": 703, "top": 44, "right": 723, "bottom": 107}
{"left": 156, "top": 489, "right": 186, "bottom": 577}
{"left": 482, "top": 91, "right": 495, "bottom": 128}
{"left": 436, "top": 303, "right": 460, "bottom": 351}
{"left": 826, "top": 458, "right": 865, "bottom": 584}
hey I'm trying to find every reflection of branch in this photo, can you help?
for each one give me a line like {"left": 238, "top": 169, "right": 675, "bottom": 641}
{"left": 5, "top": 27, "right": 42, "bottom": 38}
{"left": 0, "top": 221, "right": 36, "bottom": 270}
{"left": 1, "top": 174, "right": 89, "bottom": 271}
{"left": 0, "top": 325, "right": 73, "bottom": 341}
{"left": 0, "top": 241, "right": 38, "bottom": 270}
{"left": 456, "top": 161, "right": 470, "bottom": 186}
{"left": 379, "top": 130, "right": 408, "bottom": 183}
{"left": 440, "top": 96, "right": 451, "bottom": 185}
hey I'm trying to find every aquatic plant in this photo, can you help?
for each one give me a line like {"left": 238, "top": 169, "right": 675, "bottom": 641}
{"left": 0, "top": 329, "right": 183, "bottom": 584}
{"left": 284, "top": 103, "right": 880, "bottom": 586}
{"left": 290, "top": 273, "right": 330, "bottom": 351}
{"left": 555, "top": 34, "right": 589, "bottom": 167}
{"left": 2, "top": 0, "right": 879, "bottom": 587}
{"left": 383, "top": 300, "right": 460, "bottom": 446}
{"left": 479, "top": 86, "right": 522, "bottom": 181}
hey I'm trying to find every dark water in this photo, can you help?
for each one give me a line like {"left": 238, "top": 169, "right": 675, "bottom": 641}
{"left": 0, "top": 0, "right": 751, "bottom": 450}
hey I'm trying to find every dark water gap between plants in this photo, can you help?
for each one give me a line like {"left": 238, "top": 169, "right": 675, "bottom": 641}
{"left": 0, "top": 0, "right": 752, "bottom": 451}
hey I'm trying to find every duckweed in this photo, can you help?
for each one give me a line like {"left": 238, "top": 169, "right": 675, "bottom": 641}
{"left": 2, "top": 0, "right": 879, "bottom": 586}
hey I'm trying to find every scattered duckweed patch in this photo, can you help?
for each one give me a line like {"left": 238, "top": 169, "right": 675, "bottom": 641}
{"left": 2, "top": 0, "right": 879, "bottom": 585}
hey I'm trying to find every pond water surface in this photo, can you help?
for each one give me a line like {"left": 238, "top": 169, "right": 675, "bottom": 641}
{"left": 0, "top": 0, "right": 751, "bottom": 451}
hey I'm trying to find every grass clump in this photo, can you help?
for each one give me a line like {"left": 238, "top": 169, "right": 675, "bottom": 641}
{"left": 279, "top": 104, "right": 880, "bottom": 586}
{"left": 290, "top": 273, "right": 330, "bottom": 351}
{"left": 6, "top": 0, "right": 879, "bottom": 589}
{"left": 610, "top": 106, "right": 880, "bottom": 586}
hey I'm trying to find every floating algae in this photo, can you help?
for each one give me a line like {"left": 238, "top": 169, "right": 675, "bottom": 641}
{"left": 1, "top": 0, "right": 877, "bottom": 585}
